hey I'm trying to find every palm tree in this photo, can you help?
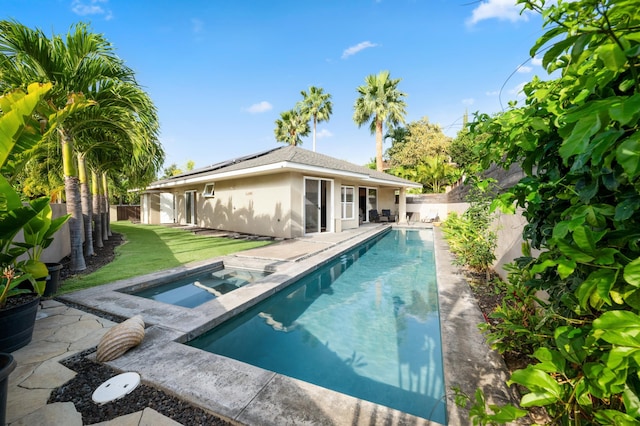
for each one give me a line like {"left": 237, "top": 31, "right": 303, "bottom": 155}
{"left": 353, "top": 71, "right": 407, "bottom": 172}
{"left": 76, "top": 152, "right": 94, "bottom": 256}
{"left": 70, "top": 80, "right": 161, "bottom": 248}
{"left": 274, "top": 108, "right": 310, "bottom": 146}
{"left": 0, "top": 20, "right": 159, "bottom": 270}
{"left": 417, "top": 156, "right": 459, "bottom": 193}
{"left": 297, "top": 86, "right": 332, "bottom": 152}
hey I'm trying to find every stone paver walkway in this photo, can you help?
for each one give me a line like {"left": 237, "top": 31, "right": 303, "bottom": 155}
{"left": 6, "top": 301, "right": 187, "bottom": 426}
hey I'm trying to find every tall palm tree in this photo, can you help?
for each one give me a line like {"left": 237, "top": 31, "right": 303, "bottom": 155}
{"left": 297, "top": 86, "right": 332, "bottom": 152}
{"left": 91, "top": 169, "right": 103, "bottom": 247}
{"left": 274, "top": 108, "right": 310, "bottom": 146}
{"left": 70, "top": 80, "right": 161, "bottom": 249}
{"left": 76, "top": 152, "right": 94, "bottom": 256}
{"left": 353, "top": 70, "right": 407, "bottom": 172}
{"left": 0, "top": 20, "right": 158, "bottom": 270}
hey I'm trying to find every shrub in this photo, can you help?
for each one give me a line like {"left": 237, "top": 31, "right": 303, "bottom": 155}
{"left": 469, "top": 0, "right": 640, "bottom": 422}
{"left": 443, "top": 182, "right": 497, "bottom": 280}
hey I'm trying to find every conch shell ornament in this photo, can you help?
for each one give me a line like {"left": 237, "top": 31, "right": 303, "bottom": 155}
{"left": 96, "top": 315, "right": 145, "bottom": 362}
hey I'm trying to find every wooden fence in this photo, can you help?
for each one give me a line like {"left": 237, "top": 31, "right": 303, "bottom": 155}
{"left": 115, "top": 205, "right": 140, "bottom": 221}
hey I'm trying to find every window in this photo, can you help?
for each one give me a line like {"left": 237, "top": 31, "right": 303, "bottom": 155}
{"left": 203, "top": 183, "right": 215, "bottom": 197}
{"left": 341, "top": 186, "right": 355, "bottom": 219}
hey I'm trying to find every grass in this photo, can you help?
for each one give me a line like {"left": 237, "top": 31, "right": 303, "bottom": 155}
{"left": 60, "top": 221, "right": 273, "bottom": 294}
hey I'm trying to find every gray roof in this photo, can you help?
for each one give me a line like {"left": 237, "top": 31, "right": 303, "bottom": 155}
{"left": 150, "top": 146, "right": 419, "bottom": 188}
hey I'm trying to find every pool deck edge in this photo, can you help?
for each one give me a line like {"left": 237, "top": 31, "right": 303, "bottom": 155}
{"left": 434, "top": 226, "right": 522, "bottom": 425}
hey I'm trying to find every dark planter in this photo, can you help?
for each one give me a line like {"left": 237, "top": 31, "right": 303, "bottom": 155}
{"left": 0, "top": 353, "right": 16, "bottom": 426}
{"left": 0, "top": 295, "right": 40, "bottom": 353}
{"left": 43, "top": 263, "right": 63, "bottom": 297}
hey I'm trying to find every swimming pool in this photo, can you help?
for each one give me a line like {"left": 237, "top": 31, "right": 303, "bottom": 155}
{"left": 122, "top": 267, "right": 271, "bottom": 308}
{"left": 187, "top": 229, "right": 446, "bottom": 422}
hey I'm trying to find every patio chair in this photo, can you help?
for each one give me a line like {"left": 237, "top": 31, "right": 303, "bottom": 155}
{"left": 369, "top": 209, "right": 380, "bottom": 223}
{"left": 422, "top": 210, "right": 439, "bottom": 223}
{"left": 381, "top": 209, "right": 394, "bottom": 222}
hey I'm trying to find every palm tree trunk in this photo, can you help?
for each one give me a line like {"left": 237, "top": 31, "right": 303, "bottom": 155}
{"left": 60, "top": 128, "right": 86, "bottom": 271}
{"left": 100, "top": 176, "right": 108, "bottom": 242}
{"left": 102, "top": 172, "right": 112, "bottom": 237}
{"left": 375, "top": 118, "right": 384, "bottom": 172}
{"left": 91, "top": 170, "right": 103, "bottom": 248}
{"left": 312, "top": 115, "right": 317, "bottom": 152}
{"left": 77, "top": 153, "right": 94, "bottom": 257}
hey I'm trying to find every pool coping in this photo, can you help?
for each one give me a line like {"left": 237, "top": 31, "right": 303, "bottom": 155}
{"left": 58, "top": 225, "right": 517, "bottom": 425}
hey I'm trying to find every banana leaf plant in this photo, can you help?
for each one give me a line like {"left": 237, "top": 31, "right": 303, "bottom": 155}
{"left": 0, "top": 82, "right": 69, "bottom": 308}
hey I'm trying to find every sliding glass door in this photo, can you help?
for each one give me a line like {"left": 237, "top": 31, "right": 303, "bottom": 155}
{"left": 304, "top": 178, "right": 332, "bottom": 234}
{"left": 359, "top": 187, "right": 378, "bottom": 222}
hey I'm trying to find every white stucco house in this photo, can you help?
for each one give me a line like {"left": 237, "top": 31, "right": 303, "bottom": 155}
{"left": 140, "top": 146, "right": 421, "bottom": 238}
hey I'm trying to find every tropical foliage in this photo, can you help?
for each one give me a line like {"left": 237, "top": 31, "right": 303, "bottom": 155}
{"left": 0, "top": 83, "right": 69, "bottom": 307}
{"left": 0, "top": 20, "right": 163, "bottom": 271}
{"left": 443, "top": 181, "right": 497, "bottom": 279}
{"left": 449, "top": 126, "right": 486, "bottom": 176}
{"left": 297, "top": 86, "right": 332, "bottom": 152}
{"left": 468, "top": 0, "right": 640, "bottom": 422}
{"left": 162, "top": 160, "right": 195, "bottom": 178}
{"left": 353, "top": 70, "right": 407, "bottom": 172}
{"left": 384, "top": 117, "right": 461, "bottom": 193}
{"left": 274, "top": 108, "right": 310, "bottom": 146}
{"left": 385, "top": 117, "right": 450, "bottom": 167}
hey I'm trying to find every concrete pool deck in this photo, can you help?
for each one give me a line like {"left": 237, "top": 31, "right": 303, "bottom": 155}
{"left": 7, "top": 223, "right": 519, "bottom": 425}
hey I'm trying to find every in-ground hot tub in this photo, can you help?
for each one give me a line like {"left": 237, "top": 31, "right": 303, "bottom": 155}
{"left": 119, "top": 265, "right": 272, "bottom": 308}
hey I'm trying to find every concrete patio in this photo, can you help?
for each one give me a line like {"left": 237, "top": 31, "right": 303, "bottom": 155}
{"left": 6, "top": 223, "right": 518, "bottom": 425}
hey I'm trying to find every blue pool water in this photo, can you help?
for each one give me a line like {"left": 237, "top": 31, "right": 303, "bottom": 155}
{"left": 126, "top": 267, "right": 271, "bottom": 308}
{"left": 188, "top": 229, "right": 446, "bottom": 422}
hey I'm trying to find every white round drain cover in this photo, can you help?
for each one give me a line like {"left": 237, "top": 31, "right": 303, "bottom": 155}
{"left": 92, "top": 372, "right": 141, "bottom": 405}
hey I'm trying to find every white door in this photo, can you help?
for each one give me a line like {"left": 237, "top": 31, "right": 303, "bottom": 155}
{"left": 160, "top": 193, "right": 175, "bottom": 223}
{"left": 141, "top": 194, "right": 149, "bottom": 224}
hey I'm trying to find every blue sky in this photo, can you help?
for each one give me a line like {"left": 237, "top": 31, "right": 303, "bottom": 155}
{"left": 4, "top": 0, "right": 546, "bottom": 171}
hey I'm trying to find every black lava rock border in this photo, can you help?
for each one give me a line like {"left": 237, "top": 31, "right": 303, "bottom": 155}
{"left": 48, "top": 348, "right": 233, "bottom": 425}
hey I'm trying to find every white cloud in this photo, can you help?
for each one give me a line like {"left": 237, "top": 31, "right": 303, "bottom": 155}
{"left": 531, "top": 56, "right": 543, "bottom": 66}
{"left": 486, "top": 90, "right": 500, "bottom": 96}
{"left": 71, "top": 0, "right": 112, "bottom": 19}
{"left": 246, "top": 101, "right": 273, "bottom": 114}
{"left": 342, "top": 41, "right": 378, "bottom": 59}
{"left": 517, "top": 65, "right": 532, "bottom": 73}
{"left": 467, "top": 0, "right": 530, "bottom": 25}
{"left": 191, "top": 18, "right": 204, "bottom": 34}
{"left": 316, "top": 129, "right": 333, "bottom": 139}
{"left": 462, "top": 98, "right": 475, "bottom": 106}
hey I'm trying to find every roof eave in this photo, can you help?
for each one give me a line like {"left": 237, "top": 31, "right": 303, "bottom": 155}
{"left": 146, "top": 161, "right": 418, "bottom": 190}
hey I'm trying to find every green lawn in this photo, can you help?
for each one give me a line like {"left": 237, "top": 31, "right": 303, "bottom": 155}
{"left": 60, "top": 222, "right": 273, "bottom": 294}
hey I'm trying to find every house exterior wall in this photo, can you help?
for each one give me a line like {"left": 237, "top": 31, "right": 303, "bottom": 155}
{"left": 149, "top": 193, "right": 161, "bottom": 224}
{"left": 290, "top": 173, "right": 304, "bottom": 237}
{"left": 176, "top": 192, "right": 186, "bottom": 224}
{"left": 199, "top": 172, "right": 295, "bottom": 238}
{"left": 377, "top": 189, "right": 397, "bottom": 217}
{"left": 144, "top": 172, "right": 412, "bottom": 238}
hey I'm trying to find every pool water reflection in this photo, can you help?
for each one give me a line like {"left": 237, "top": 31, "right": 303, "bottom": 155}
{"left": 188, "top": 229, "right": 445, "bottom": 422}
